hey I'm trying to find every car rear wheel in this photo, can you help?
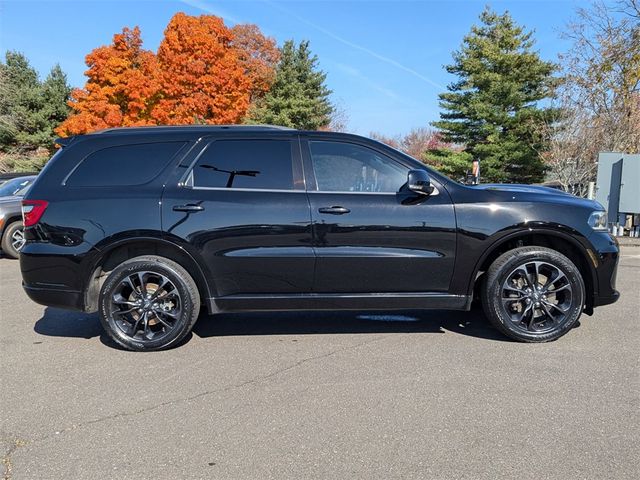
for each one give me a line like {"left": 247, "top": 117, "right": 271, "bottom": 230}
{"left": 482, "top": 246, "right": 585, "bottom": 342}
{"left": 99, "top": 255, "right": 200, "bottom": 351}
{"left": 1, "top": 220, "right": 25, "bottom": 259}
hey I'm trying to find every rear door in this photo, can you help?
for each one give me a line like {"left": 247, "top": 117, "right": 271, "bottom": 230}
{"left": 161, "top": 134, "right": 314, "bottom": 297}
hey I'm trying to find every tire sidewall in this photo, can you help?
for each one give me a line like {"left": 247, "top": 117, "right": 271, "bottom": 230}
{"left": 1, "top": 221, "right": 23, "bottom": 259}
{"left": 99, "top": 259, "right": 197, "bottom": 351}
{"left": 485, "top": 249, "right": 585, "bottom": 342}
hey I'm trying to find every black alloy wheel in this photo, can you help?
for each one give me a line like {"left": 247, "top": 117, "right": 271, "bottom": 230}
{"left": 99, "top": 256, "right": 200, "bottom": 351}
{"left": 482, "top": 246, "right": 585, "bottom": 342}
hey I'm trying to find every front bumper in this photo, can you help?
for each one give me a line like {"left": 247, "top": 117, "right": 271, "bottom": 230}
{"left": 0, "top": 214, "right": 8, "bottom": 239}
{"left": 589, "top": 231, "right": 620, "bottom": 308}
{"left": 593, "top": 291, "right": 620, "bottom": 307}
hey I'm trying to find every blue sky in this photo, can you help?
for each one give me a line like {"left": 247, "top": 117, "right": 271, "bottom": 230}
{"left": 1, "top": 0, "right": 590, "bottom": 135}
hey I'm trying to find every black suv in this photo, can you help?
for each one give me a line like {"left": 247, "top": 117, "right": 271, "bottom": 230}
{"left": 20, "top": 126, "right": 619, "bottom": 351}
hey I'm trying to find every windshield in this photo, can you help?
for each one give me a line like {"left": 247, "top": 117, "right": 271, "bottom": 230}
{"left": 0, "top": 176, "right": 35, "bottom": 197}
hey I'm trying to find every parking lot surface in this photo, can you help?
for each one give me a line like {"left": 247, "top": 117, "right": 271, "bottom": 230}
{"left": 1, "top": 251, "right": 639, "bottom": 479}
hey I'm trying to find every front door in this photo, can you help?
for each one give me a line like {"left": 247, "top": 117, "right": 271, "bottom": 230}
{"left": 162, "top": 135, "right": 314, "bottom": 297}
{"left": 302, "top": 137, "right": 456, "bottom": 293}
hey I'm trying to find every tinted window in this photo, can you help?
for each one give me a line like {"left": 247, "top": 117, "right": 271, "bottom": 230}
{"left": 0, "top": 176, "right": 35, "bottom": 196}
{"left": 192, "top": 140, "right": 293, "bottom": 190}
{"left": 66, "top": 142, "right": 186, "bottom": 187}
{"left": 309, "top": 141, "right": 407, "bottom": 193}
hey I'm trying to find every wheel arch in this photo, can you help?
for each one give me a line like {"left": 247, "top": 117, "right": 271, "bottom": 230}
{"left": 83, "top": 237, "right": 212, "bottom": 313}
{"left": 469, "top": 228, "right": 597, "bottom": 312}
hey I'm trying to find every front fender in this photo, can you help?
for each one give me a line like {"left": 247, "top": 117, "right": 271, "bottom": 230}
{"left": 455, "top": 224, "right": 598, "bottom": 298}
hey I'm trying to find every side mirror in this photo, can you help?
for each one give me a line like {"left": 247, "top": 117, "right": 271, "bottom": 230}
{"left": 407, "top": 169, "right": 434, "bottom": 195}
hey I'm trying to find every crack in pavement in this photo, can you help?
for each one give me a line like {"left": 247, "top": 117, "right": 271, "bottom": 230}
{"left": 1, "top": 435, "right": 28, "bottom": 480}
{"left": 15, "top": 335, "right": 387, "bottom": 454}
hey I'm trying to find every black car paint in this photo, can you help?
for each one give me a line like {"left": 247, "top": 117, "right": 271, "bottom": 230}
{"left": 20, "top": 126, "right": 619, "bottom": 315}
{"left": 300, "top": 134, "right": 457, "bottom": 295}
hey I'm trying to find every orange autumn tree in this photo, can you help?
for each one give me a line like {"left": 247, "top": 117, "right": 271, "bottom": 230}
{"left": 152, "top": 13, "right": 250, "bottom": 125}
{"left": 231, "top": 24, "right": 280, "bottom": 103}
{"left": 57, "top": 27, "right": 160, "bottom": 136}
{"left": 57, "top": 13, "right": 280, "bottom": 135}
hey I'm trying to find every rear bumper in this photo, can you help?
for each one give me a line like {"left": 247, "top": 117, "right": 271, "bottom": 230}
{"left": 20, "top": 242, "right": 97, "bottom": 312}
{"left": 23, "top": 283, "right": 85, "bottom": 311}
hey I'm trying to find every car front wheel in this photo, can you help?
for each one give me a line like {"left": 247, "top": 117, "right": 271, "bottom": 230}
{"left": 482, "top": 246, "right": 585, "bottom": 342}
{"left": 99, "top": 255, "right": 200, "bottom": 351}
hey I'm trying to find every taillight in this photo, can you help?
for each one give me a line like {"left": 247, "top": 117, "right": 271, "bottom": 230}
{"left": 22, "top": 200, "right": 49, "bottom": 227}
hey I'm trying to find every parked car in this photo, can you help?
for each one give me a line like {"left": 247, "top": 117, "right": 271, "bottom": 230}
{"left": 20, "top": 126, "right": 619, "bottom": 351}
{"left": 0, "top": 175, "right": 36, "bottom": 258}
{"left": 0, "top": 172, "right": 38, "bottom": 185}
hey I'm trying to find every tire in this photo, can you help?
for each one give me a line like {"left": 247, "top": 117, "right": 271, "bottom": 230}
{"left": 98, "top": 255, "right": 200, "bottom": 351}
{"left": 481, "top": 246, "right": 585, "bottom": 342}
{"left": 1, "top": 221, "right": 25, "bottom": 259}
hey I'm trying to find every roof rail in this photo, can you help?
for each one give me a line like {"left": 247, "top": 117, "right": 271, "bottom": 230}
{"left": 93, "top": 124, "right": 296, "bottom": 135}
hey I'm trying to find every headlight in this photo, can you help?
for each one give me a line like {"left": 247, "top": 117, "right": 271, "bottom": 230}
{"left": 588, "top": 210, "right": 608, "bottom": 231}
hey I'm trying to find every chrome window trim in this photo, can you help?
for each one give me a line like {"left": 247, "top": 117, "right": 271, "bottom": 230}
{"left": 184, "top": 185, "right": 306, "bottom": 193}
{"left": 180, "top": 184, "right": 439, "bottom": 196}
{"left": 309, "top": 190, "right": 396, "bottom": 196}
{"left": 308, "top": 186, "right": 439, "bottom": 196}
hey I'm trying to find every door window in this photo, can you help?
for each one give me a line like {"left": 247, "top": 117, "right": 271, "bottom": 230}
{"left": 191, "top": 140, "right": 294, "bottom": 190}
{"left": 309, "top": 141, "right": 407, "bottom": 193}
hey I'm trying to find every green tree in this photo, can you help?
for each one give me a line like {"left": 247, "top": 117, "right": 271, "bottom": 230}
{"left": 432, "top": 7, "right": 557, "bottom": 183}
{"left": 0, "top": 51, "right": 38, "bottom": 148}
{"left": 424, "top": 148, "right": 472, "bottom": 181}
{"left": 247, "top": 40, "right": 333, "bottom": 129}
{"left": 39, "top": 65, "right": 72, "bottom": 145}
{"left": 0, "top": 51, "right": 70, "bottom": 153}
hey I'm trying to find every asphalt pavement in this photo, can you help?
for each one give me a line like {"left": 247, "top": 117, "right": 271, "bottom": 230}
{"left": 1, "top": 250, "right": 639, "bottom": 479}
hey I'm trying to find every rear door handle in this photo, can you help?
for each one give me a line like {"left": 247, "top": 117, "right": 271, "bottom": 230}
{"left": 318, "top": 206, "right": 350, "bottom": 215}
{"left": 173, "top": 204, "right": 204, "bottom": 212}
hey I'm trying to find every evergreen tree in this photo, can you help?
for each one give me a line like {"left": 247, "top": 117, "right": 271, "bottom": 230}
{"left": 432, "top": 7, "right": 557, "bottom": 183}
{"left": 0, "top": 51, "right": 70, "bottom": 153}
{"left": 40, "top": 65, "right": 72, "bottom": 143}
{"left": 0, "top": 51, "right": 39, "bottom": 149}
{"left": 424, "top": 148, "right": 472, "bottom": 181}
{"left": 248, "top": 40, "right": 333, "bottom": 129}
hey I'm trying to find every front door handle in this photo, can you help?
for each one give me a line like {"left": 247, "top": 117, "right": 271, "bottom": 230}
{"left": 318, "top": 206, "right": 350, "bottom": 215}
{"left": 173, "top": 204, "right": 204, "bottom": 212}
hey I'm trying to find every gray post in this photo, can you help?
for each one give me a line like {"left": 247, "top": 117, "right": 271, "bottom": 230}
{"left": 608, "top": 159, "right": 623, "bottom": 224}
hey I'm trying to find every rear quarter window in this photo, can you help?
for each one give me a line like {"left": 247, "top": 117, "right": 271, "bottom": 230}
{"left": 65, "top": 142, "right": 186, "bottom": 187}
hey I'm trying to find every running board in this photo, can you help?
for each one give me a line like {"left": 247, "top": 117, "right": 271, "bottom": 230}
{"left": 207, "top": 293, "right": 472, "bottom": 314}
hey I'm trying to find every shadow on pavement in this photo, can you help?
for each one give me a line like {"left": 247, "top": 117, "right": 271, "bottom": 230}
{"left": 192, "top": 305, "right": 508, "bottom": 342}
{"left": 33, "top": 304, "right": 509, "bottom": 346}
{"left": 34, "top": 308, "right": 102, "bottom": 339}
